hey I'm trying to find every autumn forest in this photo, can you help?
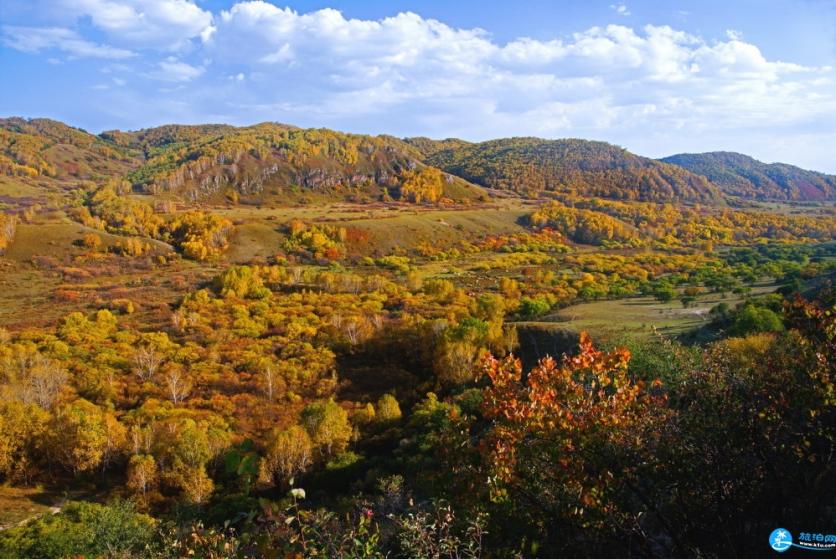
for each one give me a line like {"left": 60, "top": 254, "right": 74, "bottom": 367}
{"left": 0, "top": 116, "right": 833, "bottom": 558}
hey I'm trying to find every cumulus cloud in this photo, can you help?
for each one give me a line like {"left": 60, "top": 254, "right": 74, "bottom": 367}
{"left": 1, "top": 25, "right": 135, "bottom": 58}
{"left": 200, "top": 5, "right": 833, "bottom": 137}
{"left": 77, "top": 0, "right": 211, "bottom": 49}
{"left": 10, "top": 0, "right": 213, "bottom": 51}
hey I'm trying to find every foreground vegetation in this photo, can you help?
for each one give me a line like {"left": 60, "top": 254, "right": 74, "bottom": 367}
{"left": 0, "top": 293, "right": 832, "bottom": 557}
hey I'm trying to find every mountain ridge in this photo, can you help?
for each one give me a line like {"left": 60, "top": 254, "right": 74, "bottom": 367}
{"left": 3, "top": 116, "right": 835, "bottom": 205}
{"left": 409, "top": 136, "right": 724, "bottom": 204}
{"left": 661, "top": 151, "right": 836, "bottom": 201}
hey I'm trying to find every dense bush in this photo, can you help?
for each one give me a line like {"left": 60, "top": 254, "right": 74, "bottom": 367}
{"left": 0, "top": 501, "right": 155, "bottom": 559}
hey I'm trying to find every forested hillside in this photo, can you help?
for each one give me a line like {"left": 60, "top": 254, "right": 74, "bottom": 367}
{"left": 1, "top": 119, "right": 484, "bottom": 205}
{"left": 411, "top": 137, "right": 723, "bottom": 203}
{"left": 662, "top": 151, "right": 836, "bottom": 201}
{"left": 0, "top": 117, "right": 135, "bottom": 180}
{"left": 120, "top": 123, "right": 484, "bottom": 204}
{"left": 6, "top": 118, "right": 836, "bottom": 206}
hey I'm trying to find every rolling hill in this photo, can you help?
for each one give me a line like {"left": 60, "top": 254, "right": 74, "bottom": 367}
{"left": 4, "top": 117, "right": 836, "bottom": 206}
{"left": 0, "top": 117, "right": 135, "bottom": 181}
{"left": 409, "top": 137, "right": 723, "bottom": 204}
{"left": 661, "top": 151, "right": 836, "bottom": 201}
{"left": 0, "top": 119, "right": 486, "bottom": 205}
{"left": 119, "top": 123, "right": 485, "bottom": 204}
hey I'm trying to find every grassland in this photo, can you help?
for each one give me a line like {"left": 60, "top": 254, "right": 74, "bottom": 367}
{"left": 0, "top": 195, "right": 536, "bottom": 328}
{"left": 0, "top": 486, "right": 58, "bottom": 530}
{"left": 218, "top": 200, "right": 533, "bottom": 259}
{"left": 544, "top": 282, "right": 778, "bottom": 343}
{"left": 0, "top": 206, "right": 214, "bottom": 329}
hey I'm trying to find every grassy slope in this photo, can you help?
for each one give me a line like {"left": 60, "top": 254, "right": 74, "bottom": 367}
{"left": 0, "top": 201, "right": 213, "bottom": 329}
{"left": 543, "top": 282, "right": 777, "bottom": 344}
{"left": 0, "top": 487, "right": 57, "bottom": 530}
{"left": 218, "top": 200, "right": 532, "bottom": 261}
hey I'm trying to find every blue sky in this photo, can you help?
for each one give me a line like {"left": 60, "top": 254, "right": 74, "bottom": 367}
{"left": 2, "top": 0, "right": 836, "bottom": 171}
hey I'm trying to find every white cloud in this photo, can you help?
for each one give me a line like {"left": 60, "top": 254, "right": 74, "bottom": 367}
{"left": 152, "top": 56, "right": 205, "bottom": 81}
{"left": 201, "top": 6, "right": 833, "bottom": 134}
{"left": 725, "top": 29, "right": 743, "bottom": 41}
{"left": 22, "top": 0, "right": 213, "bottom": 51}
{"left": 610, "top": 4, "right": 631, "bottom": 16}
{"left": 2, "top": 25, "right": 135, "bottom": 58}
{"left": 260, "top": 43, "right": 293, "bottom": 64}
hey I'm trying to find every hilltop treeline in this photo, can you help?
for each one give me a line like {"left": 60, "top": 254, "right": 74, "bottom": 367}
{"left": 529, "top": 197, "right": 836, "bottom": 247}
{"left": 123, "top": 123, "right": 444, "bottom": 202}
{"left": 0, "top": 119, "right": 479, "bottom": 205}
{"left": 663, "top": 151, "right": 836, "bottom": 200}
{"left": 412, "top": 137, "right": 723, "bottom": 203}
{"left": 0, "top": 117, "right": 133, "bottom": 179}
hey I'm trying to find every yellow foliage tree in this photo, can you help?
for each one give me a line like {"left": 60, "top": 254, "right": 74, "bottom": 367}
{"left": 49, "top": 399, "right": 126, "bottom": 475}
{"left": 400, "top": 167, "right": 445, "bottom": 203}
{"left": 259, "top": 425, "right": 313, "bottom": 486}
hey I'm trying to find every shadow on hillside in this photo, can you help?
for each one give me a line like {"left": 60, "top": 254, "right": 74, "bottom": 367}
{"left": 511, "top": 322, "right": 580, "bottom": 371}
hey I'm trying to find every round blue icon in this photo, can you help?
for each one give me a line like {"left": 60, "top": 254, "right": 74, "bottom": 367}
{"left": 770, "top": 528, "right": 793, "bottom": 553}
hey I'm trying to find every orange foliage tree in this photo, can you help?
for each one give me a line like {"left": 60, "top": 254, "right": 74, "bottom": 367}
{"left": 479, "top": 333, "right": 668, "bottom": 548}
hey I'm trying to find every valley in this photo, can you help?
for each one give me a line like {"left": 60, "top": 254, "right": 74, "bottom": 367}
{"left": 0, "top": 117, "right": 833, "bottom": 558}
